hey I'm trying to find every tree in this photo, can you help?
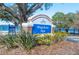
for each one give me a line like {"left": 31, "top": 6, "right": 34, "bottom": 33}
{"left": 73, "top": 11, "right": 79, "bottom": 29}
{"left": 52, "top": 12, "right": 65, "bottom": 31}
{"left": 64, "top": 13, "right": 76, "bottom": 32}
{"left": 52, "top": 12, "right": 76, "bottom": 32}
{"left": 0, "top": 3, "right": 53, "bottom": 31}
{"left": 0, "top": 10, "right": 13, "bottom": 21}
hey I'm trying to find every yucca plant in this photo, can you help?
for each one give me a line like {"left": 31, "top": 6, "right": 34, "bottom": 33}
{"left": 18, "top": 31, "right": 37, "bottom": 50}
{"left": 1, "top": 35, "right": 17, "bottom": 49}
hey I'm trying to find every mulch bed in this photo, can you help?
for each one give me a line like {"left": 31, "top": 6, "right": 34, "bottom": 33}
{"left": 0, "top": 41, "right": 79, "bottom": 55}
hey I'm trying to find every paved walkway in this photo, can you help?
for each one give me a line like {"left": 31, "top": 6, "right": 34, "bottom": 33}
{"left": 66, "top": 36, "right": 79, "bottom": 42}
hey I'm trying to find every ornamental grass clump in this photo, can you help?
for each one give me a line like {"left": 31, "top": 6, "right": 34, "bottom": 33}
{"left": 1, "top": 35, "right": 17, "bottom": 49}
{"left": 53, "top": 32, "right": 68, "bottom": 42}
{"left": 17, "top": 31, "right": 38, "bottom": 50}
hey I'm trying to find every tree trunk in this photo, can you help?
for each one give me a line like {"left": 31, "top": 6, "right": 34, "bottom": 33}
{"left": 19, "top": 21, "right": 23, "bottom": 33}
{"left": 65, "top": 28, "right": 69, "bottom": 33}
{"left": 78, "top": 29, "right": 79, "bottom": 35}
{"left": 58, "top": 28, "right": 61, "bottom": 32}
{"left": 74, "top": 28, "right": 75, "bottom": 35}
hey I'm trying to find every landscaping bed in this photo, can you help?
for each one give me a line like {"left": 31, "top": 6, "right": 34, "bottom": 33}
{"left": 0, "top": 41, "right": 79, "bottom": 55}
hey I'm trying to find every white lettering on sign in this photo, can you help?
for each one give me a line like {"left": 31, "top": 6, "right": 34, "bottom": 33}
{"left": 41, "top": 30, "right": 45, "bottom": 32}
{"left": 37, "top": 26, "right": 49, "bottom": 29}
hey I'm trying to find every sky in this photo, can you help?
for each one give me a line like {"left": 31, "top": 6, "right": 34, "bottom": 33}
{"left": 34, "top": 3, "right": 79, "bottom": 18}
{"left": 4, "top": 3, "right": 79, "bottom": 18}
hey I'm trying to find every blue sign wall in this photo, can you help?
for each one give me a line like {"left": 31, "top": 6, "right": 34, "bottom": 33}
{"left": 32, "top": 24, "right": 51, "bottom": 34}
{"left": 8, "top": 25, "right": 16, "bottom": 33}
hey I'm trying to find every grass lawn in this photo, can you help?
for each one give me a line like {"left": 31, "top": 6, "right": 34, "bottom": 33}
{"left": 0, "top": 41, "right": 79, "bottom": 55}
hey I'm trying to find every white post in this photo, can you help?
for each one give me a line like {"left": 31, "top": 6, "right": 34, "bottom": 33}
{"left": 51, "top": 25, "right": 52, "bottom": 35}
{"left": 51, "top": 24, "right": 56, "bottom": 36}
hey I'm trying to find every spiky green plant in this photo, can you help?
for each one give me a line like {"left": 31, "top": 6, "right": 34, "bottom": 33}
{"left": 18, "top": 31, "right": 37, "bottom": 50}
{"left": 1, "top": 35, "right": 17, "bottom": 49}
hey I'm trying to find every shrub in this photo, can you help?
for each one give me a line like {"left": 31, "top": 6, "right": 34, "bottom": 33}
{"left": 36, "top": 38, "right": 52, "bottom": 45}
{"left": 17, "top": 31, "right": 37, "bottom": 50}
{"left": 36, "top": 32, "right": 68, "bottom": 45}
{"left": 53, "top": 32, "right": 68, "bottom": 42}
{"left": 0, "top": 31, "right": 68, "bottom": 50}
{"left": 36, "top": 34, "right": 53, "bottom": 45}
{"left": 1, "top": 35, "right": 17, "bottom": 49}
{"left": 0, "top": 31, "right": 38, "bottom": 50}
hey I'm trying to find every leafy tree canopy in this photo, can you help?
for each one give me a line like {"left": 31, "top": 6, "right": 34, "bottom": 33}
{"left": 0, "top": 3, "right": 53, "bottom": 24}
